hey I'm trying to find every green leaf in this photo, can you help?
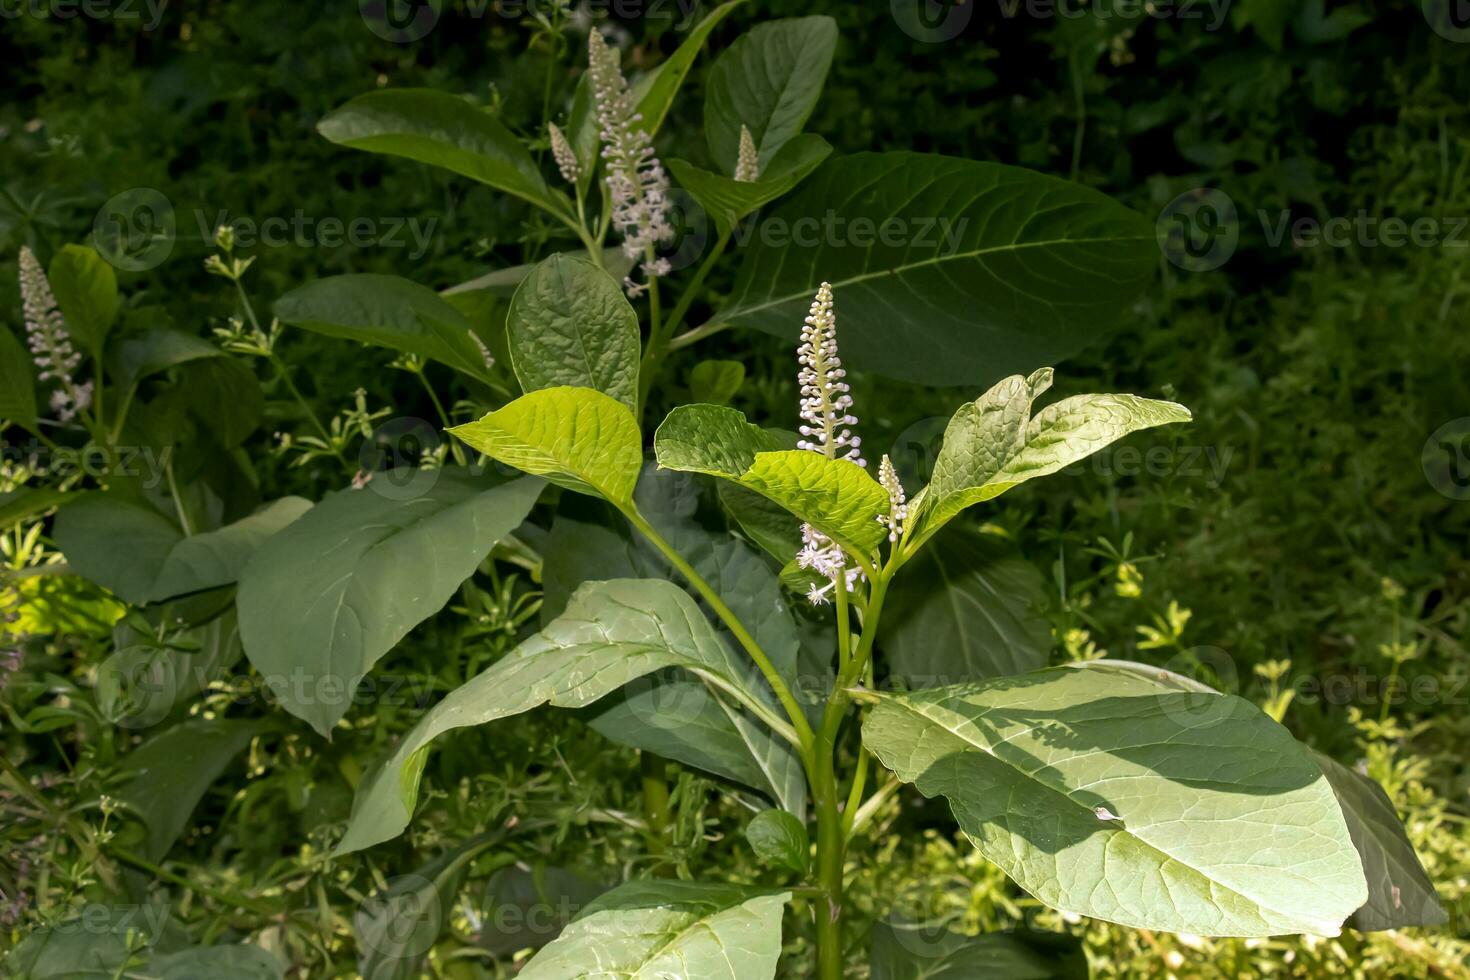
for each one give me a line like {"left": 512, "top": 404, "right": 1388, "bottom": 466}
{"left": 52, "top": 495, "right": 181, "bottom": 605}
{"left": 450, "top": 387, "right": 642, "bottom": 504}
{"left": 150, "top": 946, "right": 283, "bottom": 980}
{"left": 444, "top": 247, "right": 633, "bottom": 299}
{"left": 1314, "top": 751, "right": 1446, "bottom": 931}
{"left": 655, "top": 404, "right": 886, "bottom": 556}
{"left": 149, "top": 497, "right": 313, "bottom": 602}
{"left": 688, "top": 359, "right": 745, "bottom": 405}
{"left": 667, "top": 135, "right": 831, "bottom": 234}
{"left": 480, "top": 865, "right": 609, "bottom": 956}
{"left": 98, "top": 612, "right": 244, "bottom": 729}
{"left": 880, "top": 526, "right": 1050, "bottom": 686}
{"left": 628, "top": 0, "right": 748, "bottom": 140}
{"left": 718, "top": 482, "right": 802, "bottom": 564}
{"left": 1235, "top": 0, "right": 1298, "bottom": 49}
{"left": 0, "top": 487, "right": 72, "bottom": 528}
{"left": 111, "top": 328, "right": 223, "bottom": 394}
{"left": 48, "top": 243, "right": 119, "bottom": 358}
{"left": 317, "top": 89, "right": 562, "bottom": 215}
{"left": 519, "top": 880, "right": 790, "bottom": 980}
{"left": 335, "top": 578, "right": 773, "bottom": 854}
{"left": 237, "top": 472, "right": 544, "bottom": 736}
{"left": 704, "top": 17, "right": 837, "bottom": 174}
{"left": 916, "top": 371, "right": 1190, "bottom": 543}
{"left": 870, "top": 923, "right": 1084, "bottom": 980}
{"left": 0, "top": 324, "right": 38, "bottom": 430}
{"left": 718, "top": 153, "right": 1157, "bottom": 386}
{"left": 114, "top": 717, "right": 268, "bottom": 860}
{"left": 860, "top": 663, "right": 1368, "bottom": 936}
{"left": 745, "top": 809, "right": 809, "bottom": 874}
{"left": 507, "top": 254, "right": 640, "bottom": 410}
{"left": 274, "top": 274, "right": 495, "bottom": 383}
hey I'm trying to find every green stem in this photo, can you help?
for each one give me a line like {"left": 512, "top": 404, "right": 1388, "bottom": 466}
{"left": 104, "top": 845, "right": 278, "bottom": 917}
{"left": 639, "top": 752, "right": 672, "bottom": 857}
{"left": 667, "top": 319, "right": 731, "bottom": 351}
{"left": 661, "top": 232, "right": 729, "bottom": 344}
{"left": 414, "top": 367, "right": 466, "bottom": 467}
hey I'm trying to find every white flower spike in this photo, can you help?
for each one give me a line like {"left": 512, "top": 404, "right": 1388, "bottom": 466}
{"left": 18, "top": 246, "right": 91, "bottom": 423}
{"left": 877, "top": 455, "right": 907, "bottom": 543}
{"left": 734, "top": 125, "right": 759, "bottom": 182}
{"left": 548, "top": 122, "right": 580, "bottom": 185}
{"left": 587, "top": 29, "right": 674, "bottom": 293}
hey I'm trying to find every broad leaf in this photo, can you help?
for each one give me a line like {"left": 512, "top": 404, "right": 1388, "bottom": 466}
{"left": 115, "top": 717, "right": 268, "bottom": 860}
{"left": 450, "top": 386, "right": 642, "bottom": 504}
{"left": 480, "top": 865, "right": 609, "bottom": 956}
{"left": 274, "top": 274, "right": 495, "bottom": 383}
{"left": 668, "top": 135, "right": 832, "bottom": 234}
{"left": 7, "top": 916, "right": 280, "bottom": 980}
{"left": 0, "top": 325, "right": 38, "bottom": 430}
{"left": 335, "top": 579, "right": 773, "bottom": 854}
{"left": 688, "top": 359, "right": 745, "bottom": 404}
{"left": 629, "top": 0, "right": 748, "bottom": 139}
{"left": 48, "top": 243, "right": 119, "bottom": 358}
{"left": 870, "top": 923, "right": 1084, "bottom": 980}
{"left": 861, "top": 664, "right": 1368, "bottom": 936}
{"left": 655, "top": 404, "right": 886, "bottom": 556}
{"left": 317, "top": 89, "right": 562, "bottom": 216}
{"left": 880, "top": 526, "right": 1050, "bottom": 686}
{"left": 519, "top": 880, "right": 790, "bottom": 980}
{"left": 745, "top": 809, "right": 809, "bottom": 874}
{"left": 0, "top": 487, "right": 72, "bottom": 527}
{"left": 111, "top": 328, "right": 223, "bottom": 394}
{"left": 52, "top": 495, "right": 181, "bottom": 605}
{"left": 237, "top": 472, "right": 543, "bottom": 735}
{"left": 916, "top": 371, "right": 1190, "bottom": 543}
{"left": 507, "top": 253, "right": 640, "bottom": 410}
{"left": 149, "top": 497, "right": 312, "bottom": 601}
{"left": 704, "top": 17, "right": 837, "bottom": 174}
{"left": 98, "top": 612, "right": 245, "bottom": 729}
{"left": 719, "top": 153, "right": 1157, "bottom": 385}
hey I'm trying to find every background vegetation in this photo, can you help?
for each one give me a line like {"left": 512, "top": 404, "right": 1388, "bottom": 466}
{"left": 3, "top": 0, "right": 1469, "bottom": 975}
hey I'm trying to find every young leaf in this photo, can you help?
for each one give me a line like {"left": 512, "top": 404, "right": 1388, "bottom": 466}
{"left": 0, "top": 324, "right": 38, "bottom": 431}
{"left": 667, "top": 134, "right": 832, "bottom": 234}
{"left": 317, "top": 89, "right": 563, "bottom": 217}
{"left": 628, "top": 0, "right": 749, "bottom": 140}
{"left": 274, "top": 274, "right": 495, "bottom": 383}
{"left": 870, "top": 922, "right": 1085, "bottom": 980}
{"left": 237, "top": 472, "right": 544, "bottom": 736}
{"left": 47, "top": 243, "right": 119, "bottom": 358}
{"left": 719, "top": 153, "right": 1157, "bottom": 386}
{"left": 688, "top": 359, "right": 746, "bottom": 405}
{"left": 655, "top": 404, "right": 886, "bottom": 556}
{"left": 335, "top": 578, "right": 777, "bottom": 854}
{"left": 451, "top": 387, "right": 643, "bottom": 504}
{"left": 506, "top": 253, "right": 640, "bottom": 410}
{"left": 519, "top": 880, "right": 790, "bottom": 980}
{"left": 915, "top": 372, "right": 1190, "bottom": 543}
{"left": 861, "top": 664, "right": 1368, "bottom": 937}
{"left": 745, "top": 809, "right": 809, "bottom": 874}
{"left": 704, "top": 17, "right": 838, "bottom": 174}
{"left": 879, "top": 526, "right": 1051, "bottom": 686}
{"left": 149, "top": 497, "right": 313, "bottom": 602}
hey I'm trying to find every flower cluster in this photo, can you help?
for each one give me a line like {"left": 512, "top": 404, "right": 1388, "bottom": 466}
{"left": 548, "top": 122, "right": 580, "bottom": 185}
{"left": 18, "top": 247, "right": 91, "bottom": 423}
{"left": 877, "top": 455, "right": 908, "bottom": 543}
{"left": 734, "top": 125, "right": 759, "bottom": 182}
{"left": 587, "top": 29, "right": 674, "bottom": 295}
{"left": 794, "top": 283, "right": 866, "bottom": 604}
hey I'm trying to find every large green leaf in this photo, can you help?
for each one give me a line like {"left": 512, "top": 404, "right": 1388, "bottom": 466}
{"left": 507, "top": 253, "right": 640, "bottom": 410}
{"left": 52, "top": 495, "right": 181, "bottom": 605}
{"left": 861, "top": 663, "right": 1367, "bottom": 936}
{"left": 149, "top": 497, "right": 312, "bottom": 601}
{"left": 915, "top": 370, "right": 1190, "bottom": 544}
{"left": 870, "top": 923, "right": 1084, "bottom": 980}
{"left": 628, "top": 0, "right": 748, "bottom": 139}
{"left": 654, "top": 404, "right": 885, "bottom": 556}
{"left": 237, "top": 472, "right": 544, "bottom": 736}
{"left": 880, "top": 526, "right": 1050, "bottom": 686}
{"left": 668, "top": 135, "right": 832, "bottom": 235}
{"left": 0, "top": 324, "right": 38, "bottom": 430}
{"left": 111, "top": 328, "right": 223, "bottom": 394}
{"left": 114, "top": 717, "right": 269, "bottom": 860}
{"left": 48, "top": 243, "right": 119, "bottom": 358}
{"left": 450, "top": 386, "right": 642, "bottom": 504}
{"left": 7, "top": 917, "right": 280, "bottom": 980}
{"left": 317, "top": 89, "right": 562, "bottom": 215}
{"left": 335, "top": 578, "right": 773, "bottom": 854}
{"left": 274, "top": 274, "right": 495, "bottom": 383}
{"left": 718, "top": 153, "right": 1157, "bottom": 386}
{"left": 704, "top": 17, "right": 837, "bottom": 174}
{"left": 519, "top": 880, "right": 790, "bottom": 980}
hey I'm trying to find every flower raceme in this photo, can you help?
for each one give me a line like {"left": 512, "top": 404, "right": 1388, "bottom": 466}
{"left": 18, "top": 246, "right": 91, "bottom": 423}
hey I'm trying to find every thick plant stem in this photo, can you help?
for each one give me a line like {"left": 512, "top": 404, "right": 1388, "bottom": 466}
{"left": 640, "top": 752, "right": 672, "bottom": 857}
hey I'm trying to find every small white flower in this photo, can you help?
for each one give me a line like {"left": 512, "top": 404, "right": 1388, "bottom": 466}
{"left": 877, "top": 455, "right": 908, "bottom": 543}
{"left": 548, "top": 122, "right": 580, "bottom": 185}
{"left": 18, "top": 246, "right": 90, "bottom": 423}
{"left": 734, "top": 125, "right": 759, "bottom": 182}
{"left": 1094, "top": 805, "right": 1121, "bottom": 822}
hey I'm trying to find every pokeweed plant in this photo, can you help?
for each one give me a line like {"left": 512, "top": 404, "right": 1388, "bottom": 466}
{"left": 2, "top": 4, "right": 1446, "bottom": 977}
